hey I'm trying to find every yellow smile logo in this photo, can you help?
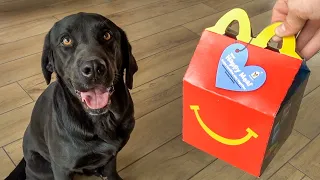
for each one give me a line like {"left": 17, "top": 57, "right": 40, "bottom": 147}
{"left": 190, "top": 105, "right": 258, "bottom": 146}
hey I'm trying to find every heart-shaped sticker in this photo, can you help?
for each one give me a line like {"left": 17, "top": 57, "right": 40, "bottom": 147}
{"left": 216, "top": 43, "right": 266, "bottom": 91}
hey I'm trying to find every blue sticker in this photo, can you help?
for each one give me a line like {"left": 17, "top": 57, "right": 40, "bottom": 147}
{"left": 216, "top": 43, "right": 267, "bottom": 91}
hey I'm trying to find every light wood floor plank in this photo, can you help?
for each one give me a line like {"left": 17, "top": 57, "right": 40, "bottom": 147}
{"left": 182, "top": 10, "right": 228, "bottom": 35}
{"left": 0, "top": 33, "right": 45, "bottom": 65}
{"left": 18, "top": 73, "right": 56, "bottom": 101}
{"left": 0, "top": 102, "right": 34, "bottom": 147}
{"left": 54, "top": 0, "right": 163, "bottom": 20}
{"left": 301, "top": 176, "right": 313, "bottom": 180}
{"left": 269, "top": 163, "right": 305, "bottom": 180}
{"left": 294, "top": 86, "right": 320, "bottom": 139}
{"left": 131, "top": 66, "right": 186, "bottom": 103}
{"left": 0, "top": 83, "right": 33, "bottom": 114}
{"left": 0, "top": 0, "right": 57, "bottom": 11}
{"left": 204, "top": 0, "right": 254, "bottom": 11}
{"left": 189, "top": 159, "right": 256, "bottom": 180}
{"left": 106, "top": 0, "right": 207, "bottom": 27}
{"left": 119, "top": 135, "right": 216, "bottom": 180}
{"left": 183, "top": 0, "right": 276, "bottom": 35}
{"left": 0, "top": 0, "right": 21, "bottom": 4}
{"left": 290, "top": 134, "right": 320, "bottom": 180}
{"left": 131, "top": 26, "right": 199, "bottom": 60}
{"left": 303, "top": 53, "right": 320, "bottom": 96}
{"left": 117, "top": 98, "right": 183, "bottom": 170}
{"left": 0, "top": 53, "right": 41, "bottom": 87}
{"left": 3, "top": 139, "right": 22, "bottom": 165}
{"left": 0, "top": 17, "right": 56, "bottom": 45}
{"left": 132, "top": 66, "right": 186, "bottom": 118}
{"left": 135, "top": 83, "right": 182, "bottom": 119}
{"left": 121, "top": 4, "right": 216, "bottom": 42}
{"left": 189, "top": 130, "right": 310, "bottom": 180}
{"left": 133, "top": 38, "right": 199, "bottom": 88}
{"left": 0, "top": 148, "right": 15, "bottom": 179}
{"left": 0, "top": 0, "right": 106, "bottom": 29}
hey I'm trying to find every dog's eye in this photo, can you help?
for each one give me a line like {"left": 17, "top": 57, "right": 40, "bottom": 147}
{"left": 103, "top": 32, "right": 111, "bottom": 41}
{"left": 62, "top": 37, "right": 72, "bottom": 46}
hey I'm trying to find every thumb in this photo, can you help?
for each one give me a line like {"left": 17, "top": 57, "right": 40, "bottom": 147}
{"left": 275, "top": 10, "right": 307, "bottom": 37}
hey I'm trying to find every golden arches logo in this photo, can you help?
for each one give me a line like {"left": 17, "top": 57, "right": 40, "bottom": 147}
{"left": 206, "top": 8, "right": 302, "bottom": 60}
{"left": 190, "top": 105, "right": 258, "bottom": 146}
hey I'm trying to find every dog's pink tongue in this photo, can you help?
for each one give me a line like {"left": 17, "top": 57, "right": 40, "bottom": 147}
{"left": 80, "top": 88, "right": 109, "bottom": 109}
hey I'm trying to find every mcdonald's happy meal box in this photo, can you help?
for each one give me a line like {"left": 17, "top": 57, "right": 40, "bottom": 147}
{"left": 182, "top": 8, "right": 310, "bottom": 177}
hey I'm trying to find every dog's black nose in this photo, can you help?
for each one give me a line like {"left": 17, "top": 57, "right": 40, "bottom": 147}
{"left": 80, "top": 60, "right": 106, "bottom": 79}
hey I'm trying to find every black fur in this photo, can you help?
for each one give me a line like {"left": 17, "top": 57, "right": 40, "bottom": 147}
{"left": 5, "top": 12, "right": 138, "bottom": 180}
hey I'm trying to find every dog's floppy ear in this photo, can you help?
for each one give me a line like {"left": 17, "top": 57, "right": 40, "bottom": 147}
{"left": 41, "top": 31, "right": 55, "bottom": 85}
{"left": 119, "top": 29, "right": 138, "bottom": 89}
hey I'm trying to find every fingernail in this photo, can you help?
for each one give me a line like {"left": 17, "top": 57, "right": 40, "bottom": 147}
{"left": 275, "top": 24, "right": 286, "bottom": 36}
{"left": 272, "top": 36, "right": 282, "bottom": 42}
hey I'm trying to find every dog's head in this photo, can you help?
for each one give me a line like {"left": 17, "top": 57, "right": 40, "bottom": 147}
{"left": 41, "top": 12, "right": 138, "bottom": 115}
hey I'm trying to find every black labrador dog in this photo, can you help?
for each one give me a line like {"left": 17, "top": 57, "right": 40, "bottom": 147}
{"left": 5, "top": 12, "right": 138, "bottom": 180}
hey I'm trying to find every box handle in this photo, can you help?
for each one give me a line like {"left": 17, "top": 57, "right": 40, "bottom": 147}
{"left": 206, "top": 8, "right": 302, "bottom": 60}
{"left": 251, "top": 22, "right": 301, "bottom": 59}
{"left": 206, "top": 8, "right": 252, "bottom": 44}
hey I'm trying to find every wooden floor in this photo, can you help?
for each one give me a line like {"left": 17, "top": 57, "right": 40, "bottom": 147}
{"left": 0, "top": 0, "right": 320, "bottom": 179}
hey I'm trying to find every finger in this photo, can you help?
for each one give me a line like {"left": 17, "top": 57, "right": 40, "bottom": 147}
{"left": 299, "top": 29, "right": 320, "bottom": 60}
{"left": 275, "top": 10, "right": 307, "bottom": 37}
{"left": 271, "top": 0, "right": 289, "bottom": 23}
{"left": 272, "top": 35, "right": 282, "bottom": 42}
{"left": 296, "top": 19, "right": 320, "bottom": 51}
{"left": 271, "top": 0, "right": 289, "bottom": 42}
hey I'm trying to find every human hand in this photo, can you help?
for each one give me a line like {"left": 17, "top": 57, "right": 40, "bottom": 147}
{"left": 271, "top": 0, "right": 320, "bottom": 60}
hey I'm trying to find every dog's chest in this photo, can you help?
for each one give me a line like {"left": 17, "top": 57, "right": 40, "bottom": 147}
{"left": 71, "top": 140, "right": 119, "bottom": 170}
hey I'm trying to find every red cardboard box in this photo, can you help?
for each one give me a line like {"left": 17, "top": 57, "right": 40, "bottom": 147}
{"left": 182, "top": 8, "right": 310, "bottom": 177}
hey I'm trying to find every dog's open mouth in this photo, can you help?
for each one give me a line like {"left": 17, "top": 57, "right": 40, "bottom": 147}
{"left": 75, "top": 86, "right": 114, "bottom": 110}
